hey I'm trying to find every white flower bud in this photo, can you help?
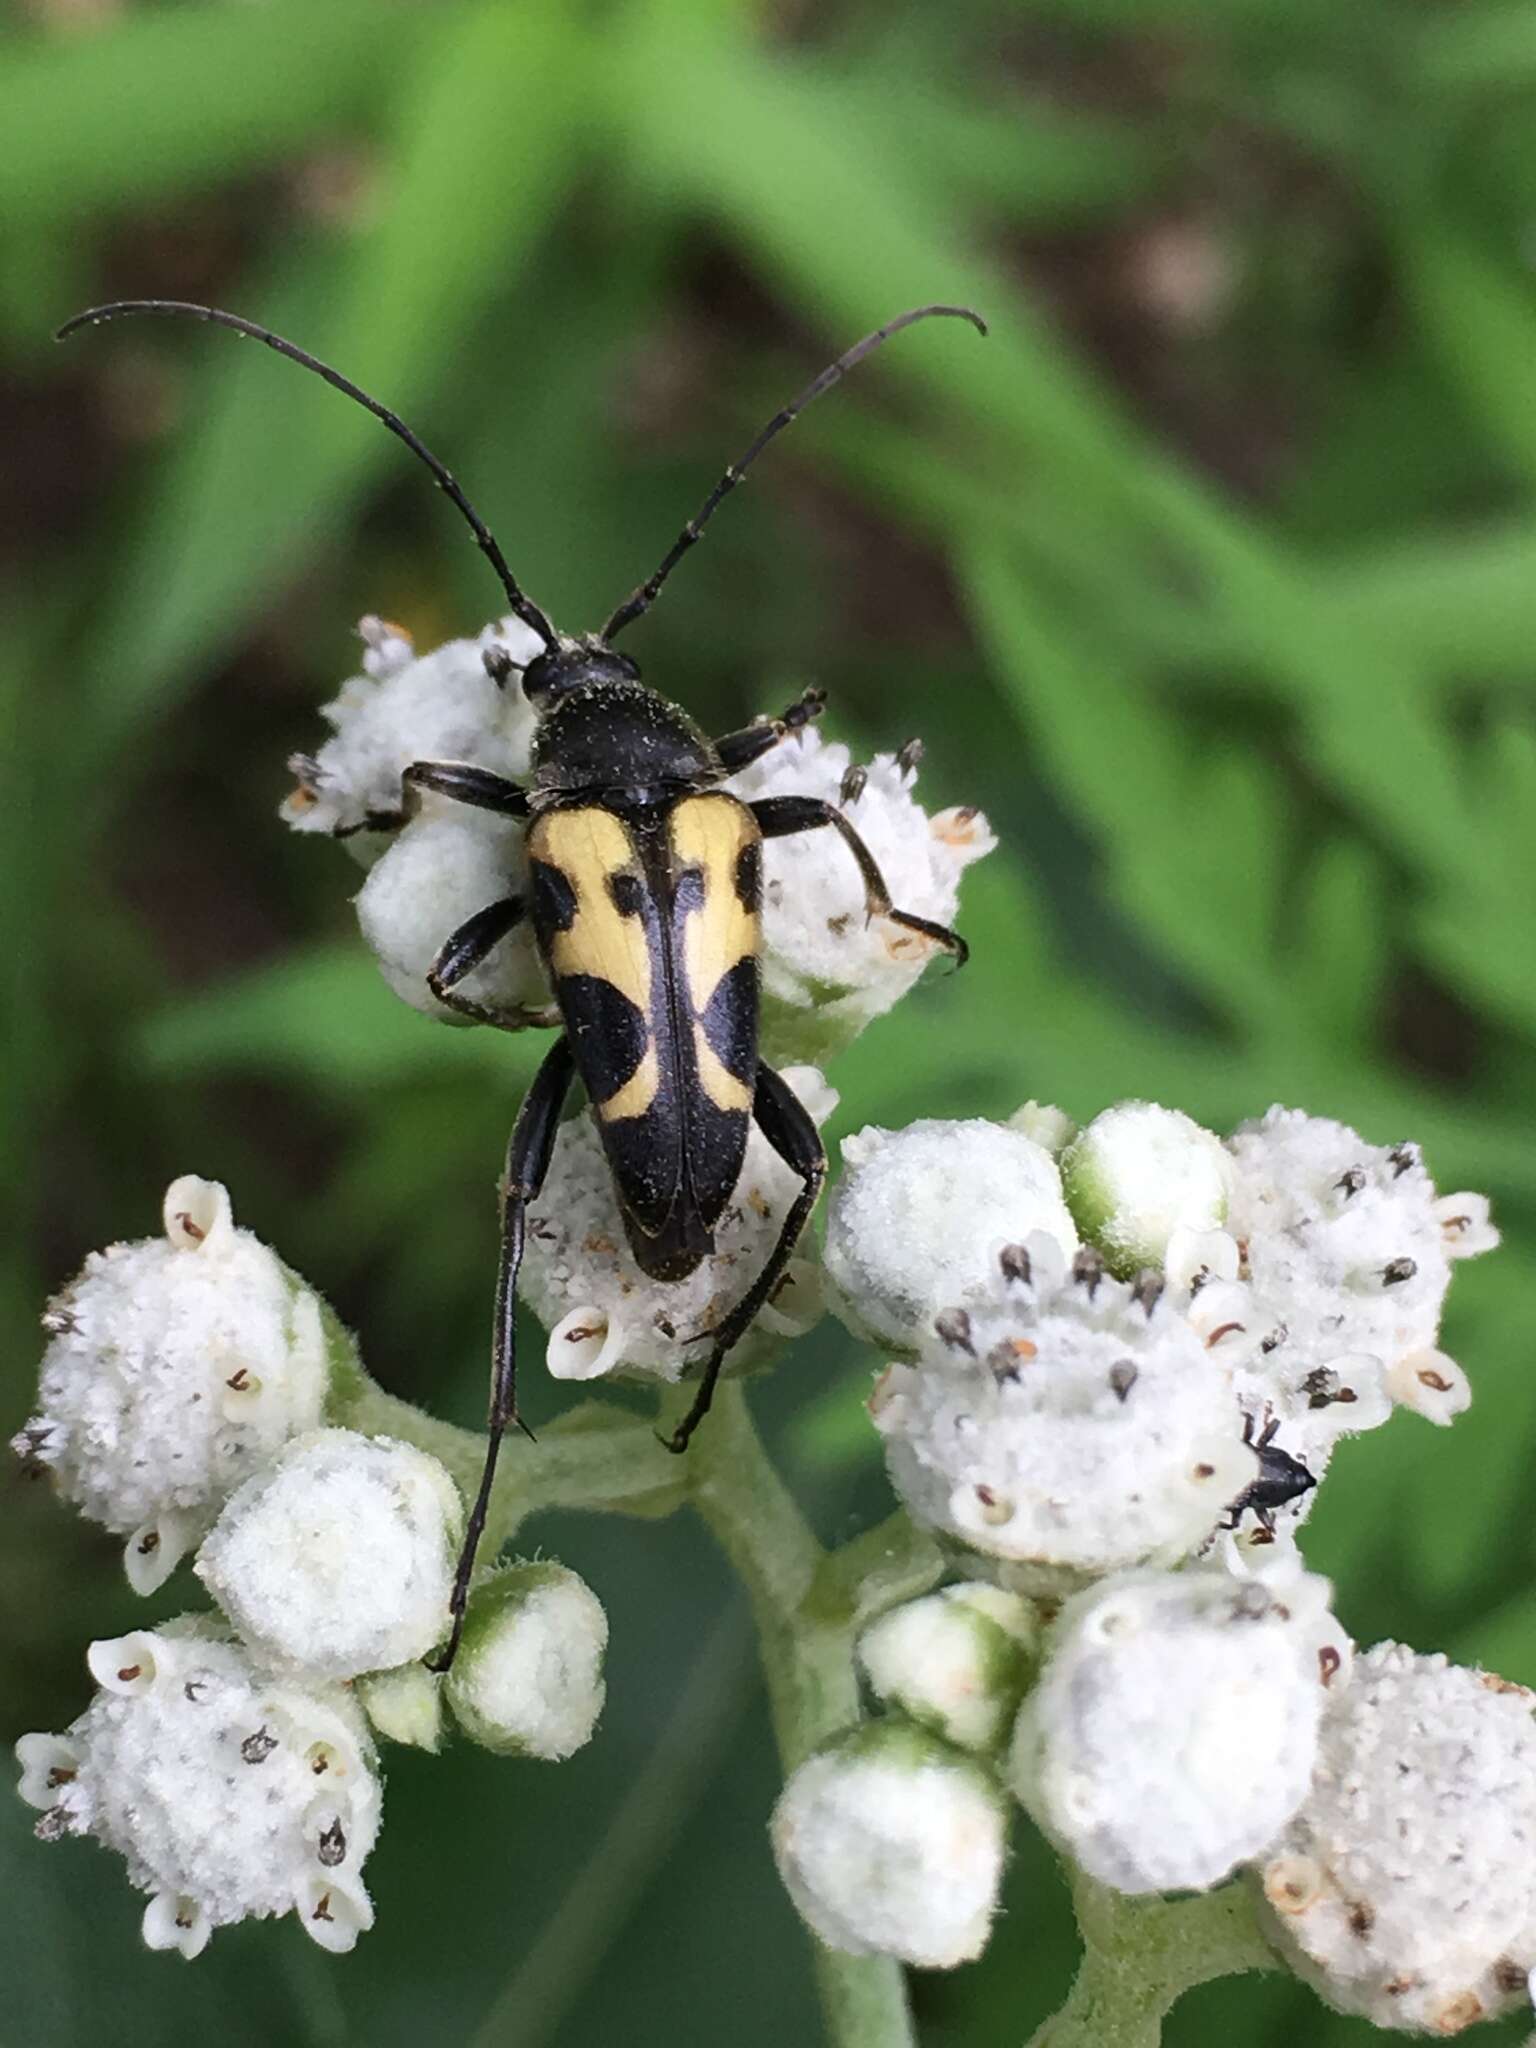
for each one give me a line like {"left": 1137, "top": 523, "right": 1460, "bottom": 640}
{"left": 195, "top": 1430, "right": 460, "bottom": 1679}
{"left": 521, "top": 1068, "right": 835, "bottom": 1384}
{"left": 1254, "top": 1642, "right": 1536, "bottom": 2035}
{"left": 857, "top": 1584, "right": 1036, "bottom": 1754}
{"left": 281, "top": 614, "right": 540, "bottom": 855}
{"left": 15, "top": 1618, "right": 382, "bottom": 1956}
{"left": 1221, "top": 1110, "right": 1499, "bottom": 1521}
{"left": 354, "top": 800, "right": 550, "bottom": 1025}
{"left": 1007, "top": 1100, "right": 1077, "bottom": 1154}
{"left": 770, "top": 1720, "right": 1007, "bottom": 1968}
{"left": 824, "top": 1119, "right": 1078, "bottom": 1351}
{"left": 356, "top": 1665, "right": 444, "bottom": 1753}
{"left": 1012, "top": 1563, "right": 1336, "bottom": 1894}
{"left": 13, "top": 1179, "right": 328, "bottom": 1590}
{"left": 443, "top": 1563, "right": 607, "bottom": 1761}
{"left": 725, "top": 725, "right": 995, "bottom": 1062}
{"left": 1062, "top": 1102, "right": 1231, "bottom": 1278}
{"left": 870, "top": 1236, "right": 1254, "bottom": 1587}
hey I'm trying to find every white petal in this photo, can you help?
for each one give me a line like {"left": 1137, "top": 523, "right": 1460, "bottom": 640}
{"left": 545, "top": 1306, "right": 626, "bottom": 1382}
{"left": 295, "top": 1872, "right": 374, "bottom": 1953}
{"left": 1385, "top": 1347, "right": 1472, "bottom": 1424}
{"left": 86, "top": 1631, "right": 169, "bottom": 1696}
{"left": 123, "top": 1511, "right": 195, "bottom": 1596}
{"left": 1435, "top": 1192, "right": 1500, "bottom": 1259}
{"left": 142, "top": 1891, "right": 211, "bottom": 1960}
{"left": 161, "top": 1176, "right": 234, "bottom": 1253}
{"left": 15, "top": 1733, "right": 81, "bottom": 1811}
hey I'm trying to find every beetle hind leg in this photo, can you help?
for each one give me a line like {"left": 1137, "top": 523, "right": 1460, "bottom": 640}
{"left": 429, "top": 1035, "right": 576, "bottom": 1671}
{"left": 661, "top": 1063, "right": 826, "bottom": 1455}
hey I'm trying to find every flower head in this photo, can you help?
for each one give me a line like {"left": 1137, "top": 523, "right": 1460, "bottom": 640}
{"left": 770, "top": 1720, "right": 1008, "bottom": 1968}
{"left": 16, "top": 1618, "right": 382, "bottom": 1957}
{"left": 870, "top": 1232, "right": 1255, "bottom": 1587}
{"left": 281, "top": 613, "right": 540, "bottom": 853}
{"left": 857, "top": 1584, "right": 1036, "bottom": 1754}
{"left": 1062, "top": 1102, "right": 1232, "bottom": 1278}
{"left": 1255, "top": 1642, "right": 1536, "bottom": 2035}
{"left": 195, "top": 1429, "right": 461, "bottom": 1679}
{"left": 824, "top": 1117, "right": 1079, "bottom": 1351}
{"left": 725, "top": 725, "right": 994, "bottom": 1062}
{"left": 1012, "top": 1560, "right": 1340, "bottom": 1894}
{"left": 443, "top": 1562, "right": 608, "bottom": 1760}
{"left": 13, "top": 1178, "right": 328, "bottom": 1592}
{"left": 521, "top": 1068, "right": 835, "bottom": 1385}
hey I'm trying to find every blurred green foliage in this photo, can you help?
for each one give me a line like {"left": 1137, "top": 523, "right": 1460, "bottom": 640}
{"left": 3, "top": 0, "right": 1536, "bottom": 2041}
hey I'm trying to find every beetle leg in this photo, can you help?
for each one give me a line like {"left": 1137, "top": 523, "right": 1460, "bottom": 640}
{"left": 426, "top": 895, "right": 560, "bottom": 1032}
{"left": 751, "top": 794, "right": 968, "bottom": 966}
{"left": 402, "top": 760, "right": 531, "bottom": 816}
{"left": 662, "top": 1062, "right": 826, "bottom": 1455}
{"left": 430, "top": 1035, "right": 577, "bottom": 1671}
{"left": 712, "top": 688, "right": 827, "bottom": 772}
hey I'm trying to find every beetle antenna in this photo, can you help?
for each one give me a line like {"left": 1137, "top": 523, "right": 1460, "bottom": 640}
{"left": 56, "top": 299, "right": 559, "bottom": 653}
{"left": 600, "top": 303, "right": 987, "bottom": 644}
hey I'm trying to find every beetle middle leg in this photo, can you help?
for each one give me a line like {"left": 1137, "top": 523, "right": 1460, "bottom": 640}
{"left": 751, "top": 794, "right": 968, "bottom": 964}
{"left": 712, "top": 688, "right": 827, "bottom": 772}
{"left": 426, "top": 894, "right": 560, "bottom": 1032}
{"left": 662, "top": 1061, "right": 827, "bottom": 1455}
{"left": 430, "top": 1033, "right": 577, "bottom": 1671}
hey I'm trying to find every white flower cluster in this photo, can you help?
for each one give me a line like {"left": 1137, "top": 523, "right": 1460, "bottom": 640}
{"left": 831, "top": 1119, "right": 1255, "bottom": 1588}
{"left": 522, "top": 1066, "right": 837, "bottom": 1387}
{"left": 1256, "top": 1643, "right": 1536, "bottom": 2035}
{"left": 772, "top": 1093, "right": 1511, "bottom": 2020}
{"left": 15, "top": 1180, "right": 608, "bottom": 1961}
{"left": 282, "top": 619, "right": 994, "bottom": 1051}
{"left": 724, "top": 725, "right": 995, "bottom": 1062}
{"left": 13, "top": 1177, "right": 328, "bottom": 1591}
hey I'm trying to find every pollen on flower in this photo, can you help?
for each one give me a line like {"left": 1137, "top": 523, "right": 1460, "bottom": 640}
{"left": 195, "top": 1430, "right": 462, "bottom": 1679}
{"left": 869, "top": 1231, "right": 1256, "bottom": 1588}
{"left": 280, "top": 613, "right": 541, "bottom": 853}
{"left": 521, "top": 1067, "right": 836, "bottom": 1384}
{"left": 724, "top": 724, "right": 995, "bottom": 1062}
{"left": 1253, "top": 1642, "right": 1536, "bottom": 2034}
{"left": 770, "top": 1720, "right": 1008, "bottom": 1969}
{"left": 14, "top": 1618, "right": 382, "bottom": 1958}
{"left": 823, "top": 1117, "right": 1079, "bottom": 1351}
{"left": 12, "top": 1178, "right": 329, "bottom": 1592}
{"left": 1012, "top": 1562, "right": 1336, "bottom": 1893}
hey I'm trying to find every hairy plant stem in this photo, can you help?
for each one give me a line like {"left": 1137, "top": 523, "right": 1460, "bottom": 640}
{"left": 1024, "top": 1870, "right": 1277, "bottom": 2048}
{"left": 681, "top": 1380, "right": 918, "bottom": 2048}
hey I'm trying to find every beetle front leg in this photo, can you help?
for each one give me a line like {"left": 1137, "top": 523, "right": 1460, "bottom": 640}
{"left": 430, "top": 1034, "right": 577, "bottom": 1671}
{"left": 751, "top": 794, "right": 968, "bottom": 965}
{"left": 712, "top": 688, "right": 827, "bottom": 772}
{"left": 662, "top": 1062, "right": 827, "bottom": 1455}
{"left": 402, "top": 760, "right": 531, "bottom": 816}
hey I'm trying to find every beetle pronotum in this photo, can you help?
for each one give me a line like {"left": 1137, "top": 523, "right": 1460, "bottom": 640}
{"left": 59, "top": 297, "right": 986, "bottom": 1663}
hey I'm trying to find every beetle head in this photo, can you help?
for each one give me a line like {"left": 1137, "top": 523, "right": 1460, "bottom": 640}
{"left": 521, "top": 636, "right": 641, "bottom": 713}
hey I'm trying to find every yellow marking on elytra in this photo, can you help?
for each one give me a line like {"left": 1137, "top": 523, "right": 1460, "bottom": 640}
{"left": 692, "top": 1024, "right": 753, "bottom": 1113}
{"left": 597, "top": 1043, "right": 661, "bottom": 1122}
{"left": 531, "top": 808, "right": 652, "bottom": 1013}
{"left": 670, "top": 795, "right": 759, "bottom": 1017}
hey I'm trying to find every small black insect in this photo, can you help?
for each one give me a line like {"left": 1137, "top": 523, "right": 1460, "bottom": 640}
{"left": 58, "top": 296, "right": 987, "bottom": 1664}
{"left": 1222, "top": 1410, "right": 1316, "bottom": 1536}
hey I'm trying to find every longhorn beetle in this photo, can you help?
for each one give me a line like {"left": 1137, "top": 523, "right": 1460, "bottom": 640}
{"left": 58, "top": 297, "right": 986, "bottom": 1665}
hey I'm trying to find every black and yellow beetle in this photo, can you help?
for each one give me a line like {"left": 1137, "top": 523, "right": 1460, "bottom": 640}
{"left": 58, "top": 297, "right": 986, "bottom": 1662}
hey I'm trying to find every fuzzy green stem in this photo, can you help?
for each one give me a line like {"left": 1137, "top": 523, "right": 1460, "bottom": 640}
{"left": 1025, "top": 1871, "right": 1277, "bottom": 2048}
{"left": 685, "top": 1381, "right": 918, "bottom": 2048}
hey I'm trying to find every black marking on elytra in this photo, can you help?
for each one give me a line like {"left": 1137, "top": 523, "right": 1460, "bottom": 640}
{"left": 530, "top": 858, "right": 578, "bottom": 933}
{"left": 734, "top": 838, "right": 762, "bottom": 910}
